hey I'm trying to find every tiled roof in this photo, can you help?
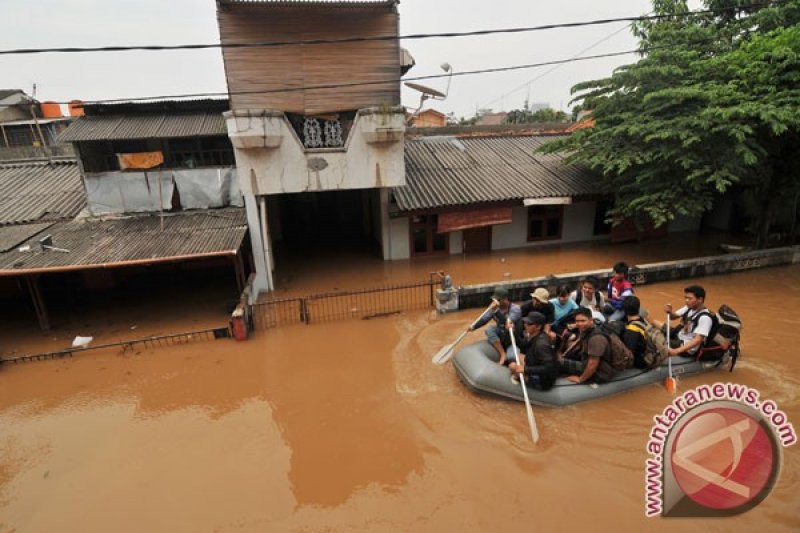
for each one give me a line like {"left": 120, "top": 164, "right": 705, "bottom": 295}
{"left": 0, "top": 160, "right": 85, "bottom": 225}
{"left": 395, "top": 135, "right": 599, "bottom": 211}
{"left": 0, "top": 208, "right": 248, "bottom": 275}
{"left": 59, "top": 112, "right": 228, "bottom": 142}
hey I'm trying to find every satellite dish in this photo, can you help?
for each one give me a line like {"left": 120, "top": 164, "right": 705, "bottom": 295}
{"left": 405, "top": 82, "right": 446, "bottom": 100}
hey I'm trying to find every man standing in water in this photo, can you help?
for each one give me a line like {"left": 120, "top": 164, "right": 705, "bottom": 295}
{"left": 508, "top": 312, "right": 558, "bottom": 390}
{"left": 652, "top": 285, "right": 714, "bottom": 358}
{"left": 560, "top": 308, "right": 616, "bottom": 384}
{"left": 468, "top": 287, "right": 521, "bottom": 365}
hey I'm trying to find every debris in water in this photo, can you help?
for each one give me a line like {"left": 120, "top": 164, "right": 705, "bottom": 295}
{"left": 72, "top": 336, "right": 94, "bottom": 348}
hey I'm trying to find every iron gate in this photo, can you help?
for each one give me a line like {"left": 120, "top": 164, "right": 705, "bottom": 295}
{"left": 251, "top": 278, "right": 440, "bottom": 330}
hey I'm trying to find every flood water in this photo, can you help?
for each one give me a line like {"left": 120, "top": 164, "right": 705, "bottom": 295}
{"left": 1, "top": 256, "right": 798, "bottom": 531}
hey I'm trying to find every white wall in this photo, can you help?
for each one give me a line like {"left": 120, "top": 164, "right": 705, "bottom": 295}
{"left": 387, "top": 216, "right": 410, "bottom": 260}
{"left": 449, "top": 230, "right": 463, "bottom": 254}
{"left": 492, "top": 201, "right": 600, "bottom": 250}
{"left": 226, "top": 109, "right": 406, "bottom": 196}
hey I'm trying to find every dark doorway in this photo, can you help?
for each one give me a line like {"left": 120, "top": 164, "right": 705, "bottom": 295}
{"left": 272, "top": 190, "right": 376, "bottom": 251}
{"left": 462, "top": 226, "right": 492, "bottom": 253}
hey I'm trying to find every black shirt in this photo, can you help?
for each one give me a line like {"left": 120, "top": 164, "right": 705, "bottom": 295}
{"left": 519, "top": 300, "right": 556, "bottom": 325}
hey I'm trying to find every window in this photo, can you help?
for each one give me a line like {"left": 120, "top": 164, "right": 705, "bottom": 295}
{"left": 410, "top": 214, "right": 448, "bottom": 256}
{"left": 527, "top": 206, "right": 563, "bottom": 241}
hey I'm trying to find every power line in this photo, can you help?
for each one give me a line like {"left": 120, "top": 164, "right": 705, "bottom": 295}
{"left": 480, "top": 23, "right": 634, "bottom": 111}
{"left": 0, "top": 2, "right": 779, "bottom": 56}
{"left": 59, "top": 38, "right": 716, "bottom": 105}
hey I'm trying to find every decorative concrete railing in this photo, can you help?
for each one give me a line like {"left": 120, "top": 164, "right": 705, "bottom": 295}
{"left": 454, "top": 246, "right": 800, "bottom": 310}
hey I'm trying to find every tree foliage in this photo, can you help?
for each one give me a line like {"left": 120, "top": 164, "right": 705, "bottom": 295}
{"left": 540, "top": 0, "right": 800, "bottom": 247}
{"left": 505, "top": 107, "right": 569, "bottom": 124}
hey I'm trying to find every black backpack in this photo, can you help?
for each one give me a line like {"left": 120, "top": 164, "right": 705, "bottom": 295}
{"left": 684, "top": 305, "right": 743, "bottom": 371}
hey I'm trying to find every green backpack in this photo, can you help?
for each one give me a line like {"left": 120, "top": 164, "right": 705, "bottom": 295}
{"left": 627, "top": 319, "right": 669, "bottom": 368}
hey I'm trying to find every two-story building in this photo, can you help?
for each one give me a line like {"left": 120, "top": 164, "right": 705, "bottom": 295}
{"left": 216, "top": 0, "right": 411, "bottom": 296}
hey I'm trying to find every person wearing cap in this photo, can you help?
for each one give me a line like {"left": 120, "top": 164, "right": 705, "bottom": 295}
{"left": 508, "top": 311, "right": 558, "bottom": 391}
{"left": 520, "top": 287, "right": 557, "bottom": 343}
{"left": 468, "top": 286, "right": 521, "bottom": 365}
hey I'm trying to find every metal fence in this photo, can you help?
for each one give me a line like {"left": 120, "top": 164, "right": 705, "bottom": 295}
{"left": 0, "top": 326, "right": 231, "bottom": 365}
{"left": 251, "top": 278, "right": 440, "bottom": 330}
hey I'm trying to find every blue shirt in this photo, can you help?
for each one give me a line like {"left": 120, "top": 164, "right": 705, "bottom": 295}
{"left": 550, "top": 298, "right": 579, "bottom": 324}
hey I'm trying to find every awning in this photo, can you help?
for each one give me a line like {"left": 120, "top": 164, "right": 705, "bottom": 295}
{"left": 437, "top": 206, "right": 513, "bottom": 233}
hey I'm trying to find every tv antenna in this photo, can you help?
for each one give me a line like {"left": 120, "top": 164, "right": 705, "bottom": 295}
{"left": 406, "top": 62, "right": 453, "bottom": 124}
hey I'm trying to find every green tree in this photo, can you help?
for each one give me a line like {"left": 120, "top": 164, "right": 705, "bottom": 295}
{"left": 540, "top": 0, "right": 800, "bottom": 247}
{"left": 505, "top": 107, "right": 569, "bottom": 124}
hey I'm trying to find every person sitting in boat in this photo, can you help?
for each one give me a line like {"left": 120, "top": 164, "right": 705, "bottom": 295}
{"left": 550, "top": 285, "right": 579, "bottom": 334}
{"left": 651, "top": 285, "right": 713, "bottom": 358}
{"left": 570, "top": 275, "right": 606, "bottom": 323}
{"left": 559, "top": 308, "right": 617, "bottom": 384}
{"left": 520, "top": 287, "right": 556, "bottom": 343}
{"left": 468, "top": 287, "right": 521, "bottom": 365}
{"left": 621, "top": 295, "right": 649, "bottom": 369}
{"left": 604, "top": 262, "right": 634, "bottom": 322}
{"left": 508, "top": 312, "right": 558, "bottom": 391}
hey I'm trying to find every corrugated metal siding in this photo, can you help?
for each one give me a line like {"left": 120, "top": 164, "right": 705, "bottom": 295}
{"left": 0, "top": 208, "right": 248, "bottom": 274}
{"left": 58, "top": 113, "right": 228, "bottom": 142}
{"left": 218, "top": 6, "right": 400, "bottom": 114}
{"left": 0, "top": 161, "right": 85, "bottom": 225}
{"left": 395, "top": 135, "right": 600, "bottom": 211}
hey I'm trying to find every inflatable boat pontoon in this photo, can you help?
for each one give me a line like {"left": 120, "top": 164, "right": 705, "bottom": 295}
{"left": 452, "top": 341, "right": 728, "bottom": 407}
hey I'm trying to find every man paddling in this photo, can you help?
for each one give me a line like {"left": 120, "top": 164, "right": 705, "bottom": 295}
{"left": 468, "top": 287, "right": 521, "bottom": 365}
{"left": 508, "top": 312, "right": 558, "bottom": 391}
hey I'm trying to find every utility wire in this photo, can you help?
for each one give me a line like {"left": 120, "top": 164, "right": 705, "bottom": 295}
{"left": 0, "top": 1, "right": 779, "bottom": 56}
{"left": 480, "top": 23, "right": 634, "bottom": 111}
{"left": 61, "top": 38, "right": 717, "bottom": 105}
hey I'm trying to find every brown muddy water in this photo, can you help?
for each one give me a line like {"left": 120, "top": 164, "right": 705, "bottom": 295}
{"left": 1, "top": 265, "right": 799, "bottom": 531}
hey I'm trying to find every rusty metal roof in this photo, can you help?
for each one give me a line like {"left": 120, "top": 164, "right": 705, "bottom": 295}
{"left": 395, "top": 135, "right": 600, "bottom": 211}
{"left": 0, "top": 160, "right": 85, "bottom": 225}
{"left": 59, "top": 112, "right": 228, "bottom": 142}
{"left": 0, "top": 208, "right": 248, "bottom": 276}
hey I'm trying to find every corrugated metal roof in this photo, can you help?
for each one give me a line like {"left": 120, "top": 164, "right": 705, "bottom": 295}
{"left": 395, "top": 135, "right": 600, "bottom": 211}
{"left": 0, "top": 208, "right": 248, "bottom": 275}
{"left": 0, "top": 223, "right": 54, "bottom": 252}
{"left": 0, "top": 160, "right": 85, "bottom": 225}
{"left": 59, "top": 112, "right": 228, "bottom": 142}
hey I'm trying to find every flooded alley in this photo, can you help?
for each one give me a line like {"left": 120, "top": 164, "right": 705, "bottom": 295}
{"left": 1, "top": 262, "right": 798, "bottom": 532}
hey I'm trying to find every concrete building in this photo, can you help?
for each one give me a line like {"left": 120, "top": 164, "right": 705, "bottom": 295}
{"left": 216, "top": 0, "right": 411, "bottom": 297}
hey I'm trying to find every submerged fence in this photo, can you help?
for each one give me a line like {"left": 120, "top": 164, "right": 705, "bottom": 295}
{"left": 251, "top": 278, "right": 440, "bottom": 330}
{"left": 0, "top": 327, "right": 231, "bottom": 365}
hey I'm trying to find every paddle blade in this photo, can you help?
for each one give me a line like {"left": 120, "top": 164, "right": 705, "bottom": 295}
{"left": 665, "top": 376, "right": 677, "bottom": 394}
{"left": 432, "top": 342, "right": 456, "bottom": 364}
{"left": 432, "top": 331, "right": 468, "bottom": 364}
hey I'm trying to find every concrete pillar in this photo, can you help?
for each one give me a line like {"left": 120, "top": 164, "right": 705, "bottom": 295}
{"left": 243, "top": 192, "right": 270, "bottom": 302}
{"left": 380, "top": 188, "right": 392, "bottom": 260}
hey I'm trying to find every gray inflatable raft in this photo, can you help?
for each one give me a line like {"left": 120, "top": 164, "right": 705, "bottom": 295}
{"left": 452, "top": 341, "right": 727, "bottom": 407}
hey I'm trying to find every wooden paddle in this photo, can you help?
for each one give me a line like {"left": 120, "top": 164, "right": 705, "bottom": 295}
{"left": 508, "top": 321, "right": 541, "bottom": 444}
{"left": 665, "top": 309, "right": 677, "bottom": 394}
{"left": 432, "top": 302, "right": 496, "bottom": 365}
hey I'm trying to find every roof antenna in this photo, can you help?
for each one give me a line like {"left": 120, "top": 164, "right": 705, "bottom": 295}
{"left": 405, "top": 63, "right": 453, "bottom": 125}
